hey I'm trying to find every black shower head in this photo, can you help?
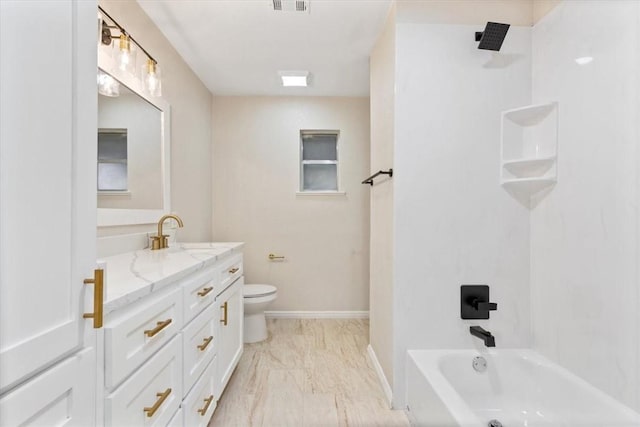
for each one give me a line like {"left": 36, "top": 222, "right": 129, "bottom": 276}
{"left": 475, "top": 22, "right": 510, "bottom": 51}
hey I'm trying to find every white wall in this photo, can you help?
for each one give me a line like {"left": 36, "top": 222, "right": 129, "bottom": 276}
{"left": 212, "top": 96, "right": 370, "bottom": 312}
{"left": 369, "top": 3, "right": 396, "bottom": 390}
{"left": 531, "top": 0, "right": 640, "bottom": 411}
{"left": 391, "top": 6, "right": 532, "bottom": 405}
{"left": 98, "top": 0, "right": 212, "bottom": 243}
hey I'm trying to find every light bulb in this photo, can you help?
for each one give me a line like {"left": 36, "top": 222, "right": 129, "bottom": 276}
{"left": 97, "top": 70, "right": 119, "bottom": 97}
{"left": 115, "top": 34, "right": 136, "bottom": 74}
{"left": 143, "top": 59, "right": 162, "bottom": 96}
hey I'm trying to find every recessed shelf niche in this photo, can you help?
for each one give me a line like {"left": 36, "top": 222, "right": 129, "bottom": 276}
{"left": 500, "top": 102, "right": 558, "bottom": 207}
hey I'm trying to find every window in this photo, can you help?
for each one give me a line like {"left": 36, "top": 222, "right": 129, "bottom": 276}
{"left": 300, "top": 130, "right": 339, "bottom": 192}
{"left": 97, "top": 128, "right": 128, "bottom": 191}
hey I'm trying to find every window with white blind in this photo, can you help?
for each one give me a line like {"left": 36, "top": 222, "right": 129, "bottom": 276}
{"left": 299, "top": 130, "right": 340, "bottom": 192}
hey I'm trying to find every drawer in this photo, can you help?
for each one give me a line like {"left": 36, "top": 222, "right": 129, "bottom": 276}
{"left": 105, "top": 288, "right": 182, "bottom": 389}
{"left": 183, "top": 302, "right": 218, "bottom": 396}
{"left": 219, "top": 253, "right": 243, "bottom": 290}
{"left": 183, "top": 358, "right": 217, "bottom": 427}
{"left": 0, "top": 349, "right": 94, "bottom": 427}
{"left": 105, "top": 336, "right": 182, "bottom": 427}
{"left": 167, "top": 407, "right": 182, "bottom": 427}
{"left": 183, "top": 265, "right": 218, "bottom": 324}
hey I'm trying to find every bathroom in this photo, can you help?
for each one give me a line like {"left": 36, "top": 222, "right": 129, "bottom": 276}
{"left": 1, "top": 0, "right": 640, "bottom": 426}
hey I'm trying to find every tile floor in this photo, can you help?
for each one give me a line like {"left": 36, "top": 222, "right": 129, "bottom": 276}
{"left": 208, "top": 318, "right": 410, "bottom": 427}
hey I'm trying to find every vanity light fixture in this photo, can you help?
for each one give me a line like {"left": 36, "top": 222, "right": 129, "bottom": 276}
{"left": 279, "top": 71, "right": 309, "bottom": 87}
{"left": 99, "top": 6, "right": 162, "bottom": 96}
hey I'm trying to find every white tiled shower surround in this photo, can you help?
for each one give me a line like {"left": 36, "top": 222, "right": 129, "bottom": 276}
{"left": 388, "top": 0, "right": 640, "bottom": 413}
{"left": 531, "top": 0, "right": 640, "bottom": 411}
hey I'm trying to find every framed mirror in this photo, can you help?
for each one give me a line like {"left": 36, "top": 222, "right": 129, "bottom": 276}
{"left": 97, "top": 49, "right": 170, "bottom": 227}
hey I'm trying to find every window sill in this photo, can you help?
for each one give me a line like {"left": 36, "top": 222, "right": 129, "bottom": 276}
{"left": 296, "top": 191, "right": 346, "bottom": 197}
{"left": 98, "top": 190, "right": 131, "bottom": 196}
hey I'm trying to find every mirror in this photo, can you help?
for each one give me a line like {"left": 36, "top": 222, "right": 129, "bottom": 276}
{"left": 96, "top": 64, "right": 170, "bottom": 226}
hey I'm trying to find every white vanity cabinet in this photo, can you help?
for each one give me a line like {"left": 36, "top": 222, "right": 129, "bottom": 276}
{"left": 98, "top": 246, "right": 244, "bottom": 426}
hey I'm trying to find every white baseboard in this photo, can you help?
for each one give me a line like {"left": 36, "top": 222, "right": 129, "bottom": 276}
{"left": 264, "top": 311, "right": 369, "bottom": 319}
{"left": 367, "top": 344, "right": 393, "bottom": 408}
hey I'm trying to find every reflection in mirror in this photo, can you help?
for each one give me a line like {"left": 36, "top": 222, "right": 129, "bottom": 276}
{"left": 98, "top": 80, "right": 162, "bottom": 210}
{"left": 98, "top": 128, "right": 128, "bottom": 191}
{"left": 96, "top": 62, "right": 172, "bottom": 228}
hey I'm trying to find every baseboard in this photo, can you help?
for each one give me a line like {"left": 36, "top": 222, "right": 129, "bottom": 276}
{"left": 264, "top": 311, "right": 369, "bottom": 319}
{"left": 367, "top": 344, "right": 393, "bottom": 408}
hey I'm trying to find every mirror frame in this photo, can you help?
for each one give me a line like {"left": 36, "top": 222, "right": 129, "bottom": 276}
{"left": 97, "top": 49, "right": 170, "bottom": 226}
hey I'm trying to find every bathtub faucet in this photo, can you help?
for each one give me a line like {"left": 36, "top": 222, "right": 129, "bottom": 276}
{"left": 470, "top": 326, "right": 495, "bottom": 347}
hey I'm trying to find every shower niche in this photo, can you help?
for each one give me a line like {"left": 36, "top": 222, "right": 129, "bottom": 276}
{"left": 500, "top": 102, "right": 558, "bottom": 206}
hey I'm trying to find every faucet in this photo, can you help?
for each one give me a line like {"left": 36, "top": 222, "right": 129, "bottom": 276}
{"left": 151, "top": 214, "right": 184, "bottom": 250}
{"left": 470, "top": 326, "right": 495, "bottom": 347}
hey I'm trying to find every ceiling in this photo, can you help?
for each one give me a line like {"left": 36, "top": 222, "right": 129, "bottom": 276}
{"left": 137, "top": 0, "right": 392, "bottom": 97}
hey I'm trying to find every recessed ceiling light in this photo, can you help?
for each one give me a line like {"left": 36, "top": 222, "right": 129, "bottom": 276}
{"left": 279, "top": 71, "right": 309, "bottom": 87}
{"left": 574, "top": 56, "right": 594, "bottom": 65}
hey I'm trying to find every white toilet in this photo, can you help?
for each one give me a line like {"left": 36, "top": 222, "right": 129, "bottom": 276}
{"left": 243, "top": 284, "right": 277, "bottom": 343}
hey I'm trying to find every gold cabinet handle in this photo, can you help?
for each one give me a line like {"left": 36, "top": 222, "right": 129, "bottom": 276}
{"left": 143, "top": 388, "right": 172, "bottom": 418}
{"left": 144, "top": 319, "right": 173, "bottom": 338}
{"left": 268, "top": 253, "right": 285, "bottom": 260}
{"left": 220, "top": 301, "right": 228, "bottom": 326}
{"left": 83, "top": 269, "right": 104, "bottom": 329}
{"left": 197, "top": 286, "right": 213, "bottom": 297}
{"left": 197, "top": 336, "right": 213, "bottom": 351}
{"left": 198, "top": 395, "right": 214, "bottom": 416}
{"left": 228, "top": 267, "right": 239, "bottom": 274}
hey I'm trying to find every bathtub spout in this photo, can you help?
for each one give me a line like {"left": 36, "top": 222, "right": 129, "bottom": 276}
{"left": 470, "top": 326, "right": 495, "bottom": 347}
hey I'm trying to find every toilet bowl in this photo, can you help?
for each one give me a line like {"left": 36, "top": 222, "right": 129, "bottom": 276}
{"left": 243, "top": 284, "right": 277, "bottom": 343}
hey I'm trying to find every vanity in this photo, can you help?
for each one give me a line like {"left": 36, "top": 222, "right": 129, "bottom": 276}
{"left": 98, "top": 242, "right": 244, "bottom": 426}
{"left": 0, "top": 4, "right": 244, "bottom": 424}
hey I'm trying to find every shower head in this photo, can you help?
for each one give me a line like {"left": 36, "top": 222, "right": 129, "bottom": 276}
{"left": 475, "top": 22, "right": 510, "bottom": 51}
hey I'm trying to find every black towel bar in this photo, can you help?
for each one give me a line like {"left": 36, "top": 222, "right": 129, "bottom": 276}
{"left": 362, "top": 169, "right": 393, "bottom": 186}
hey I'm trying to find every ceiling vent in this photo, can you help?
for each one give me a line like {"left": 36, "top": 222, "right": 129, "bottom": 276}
{"left": 273, "top": 0, "right": 309, "bottom": 12}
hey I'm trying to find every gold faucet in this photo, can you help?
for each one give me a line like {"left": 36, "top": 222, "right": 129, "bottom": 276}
{"left": 151, "top": 214, "right": 184, "bottom": 250}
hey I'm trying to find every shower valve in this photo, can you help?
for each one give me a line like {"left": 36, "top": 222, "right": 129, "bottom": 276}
{"left": 460, "top": 285, "right": 497, "bottom": 319}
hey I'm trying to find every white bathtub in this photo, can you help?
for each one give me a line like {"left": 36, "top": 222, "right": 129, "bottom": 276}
{"left": 406, "top": 349, "right": 640, "bottom": 427}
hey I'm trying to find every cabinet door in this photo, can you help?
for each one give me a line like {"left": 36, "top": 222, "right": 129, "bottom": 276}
{"left": 216, "top": 277, "right": 244, "bottom": 394}
{"left": 0, "top": 348, "right": 96, "bottom": 426}
{"left": 0, "top": 0, "right": 97, "bottom": 393}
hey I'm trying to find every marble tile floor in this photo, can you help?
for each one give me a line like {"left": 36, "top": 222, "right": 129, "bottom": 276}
{"left": 208, "top": 318, "right": 410, "bottom": 427}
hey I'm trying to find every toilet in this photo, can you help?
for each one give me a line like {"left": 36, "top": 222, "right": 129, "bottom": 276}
{"left": 243, "top": 284, "right": 277, "bottom": 343}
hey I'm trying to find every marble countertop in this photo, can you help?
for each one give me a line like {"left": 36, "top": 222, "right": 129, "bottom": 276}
{"left": 100, "top": 242, "right": 244, "bottom": 314}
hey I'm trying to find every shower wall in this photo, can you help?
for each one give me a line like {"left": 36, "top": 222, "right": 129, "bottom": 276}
{"left": 371, "top": 0, "right": 640, "bottom": 412}
{"left": 391, "top": 5, "right": 532, "bottom": 406}
{"left": 530, "top": 0, "right": 640, "bottom": 411}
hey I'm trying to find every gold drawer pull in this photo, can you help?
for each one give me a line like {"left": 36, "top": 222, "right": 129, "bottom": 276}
{"left": 144, "top": 319, "right": 173, "bottom": 338}
{"left": 83, "top": 269, "right": 104, "bottom": 329}
{"left": 228, "top": 267, "right": 239, "bottom": 274}
{"left": 197, "top": 286, "right": 213, "bottom": 297}
{"left": 143, "top": 388, "right": 172, "bottom": 417}
{"left": 220, "top": 301, "right": 228, "bottom": 326}
{"left": 197, "top": 335, "right": 213, "bottom": 351}
{"left": 198, "top": 394, "right": 214, "bottom": 416}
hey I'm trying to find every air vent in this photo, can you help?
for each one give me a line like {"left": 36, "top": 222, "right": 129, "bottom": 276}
{"left": 273, "top": 0, "right": 309, "bottom": 12}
